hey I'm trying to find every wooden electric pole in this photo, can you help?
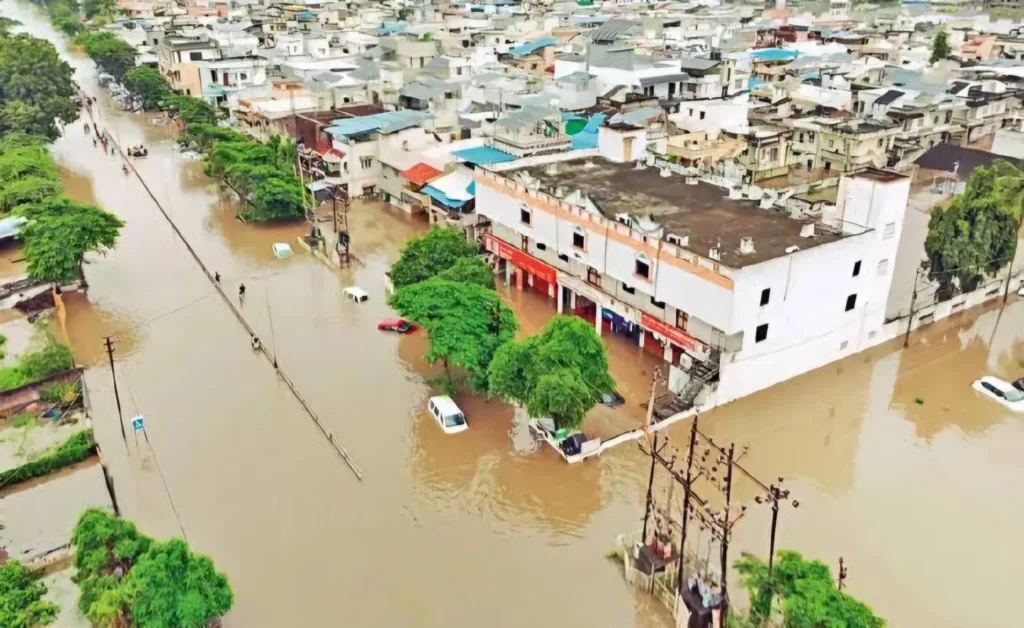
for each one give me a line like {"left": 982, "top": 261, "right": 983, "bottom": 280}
{"left": 104, "top": 336, "right": 127, "bottom": 447}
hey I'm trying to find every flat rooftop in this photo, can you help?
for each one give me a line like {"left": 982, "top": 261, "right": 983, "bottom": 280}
{"left": 512, "top": 159, "right": 848, "bottom": 268}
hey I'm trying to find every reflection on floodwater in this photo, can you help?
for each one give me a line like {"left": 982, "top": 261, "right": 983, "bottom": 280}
{"left": 2, "top": 2, "right": 1023, "bottom": 626}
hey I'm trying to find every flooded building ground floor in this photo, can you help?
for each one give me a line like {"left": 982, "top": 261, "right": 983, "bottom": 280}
{"left": 2, "top": 2, "right": 1023, "bottom": 626}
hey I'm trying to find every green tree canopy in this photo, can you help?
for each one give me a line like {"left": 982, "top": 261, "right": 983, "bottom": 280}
{"left": 924, "top": 160, "right": 1021, "bottom": 295}
{"left": 931, "top": 27, "right": 951, "bottom": 63}
{"left": 735, "top": 551, "right": 885, "bottom": 628}
{"left": 390, "top": 277, "right": 518, "bottom": 390}
{"left": 168, "top": 95, "right": 221, "bottom": 125}
{"left": 389, "top": 227, "right": 481, "bottom": 289}
{"left": 489, "top": 315, "right": 615, "bottom": 431}
{"left": 17, "top": 198, "right": 125, "bottom": 284}
{"left": 75, "top": 31, "right": 137, "bottom": 80}
{"left": 82, "top": 0, "right": 115, "bottom": 20}
{"left": 0, "top": 135, "right": 63, "bottom": 212}
{"left": 0, "top": 33, "right": 78, "bottom": 139}
{"left": 124, "top": 539, "right": 234, "bottom": 628}
{"left": 72, "top": 508, "right": 234, "bottom": 628}
{"left": 123, "top": 65, "right": 172, "bottom": 110}
{"left": 0, "top": 560, "right": 58, "bottom": 628}
{"left": 437, "top": 255, "right": 496, "bottom": 289}
{"left": 0, "top": 16, "right": 20, "bottom": 35}
{"left": 199, "top": 135, "right": 304, "bottom": 221}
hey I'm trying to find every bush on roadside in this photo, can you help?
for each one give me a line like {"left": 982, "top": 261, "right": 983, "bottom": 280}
{"left": 0, "top": 560, "right": 58, "bottom": 628}
{"left": 0, "top": 429, "right": 95, "bottom": 489}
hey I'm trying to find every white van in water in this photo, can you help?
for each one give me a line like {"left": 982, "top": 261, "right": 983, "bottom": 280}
{"left": 428, "top": 395, "right": 467, "bottom": 434}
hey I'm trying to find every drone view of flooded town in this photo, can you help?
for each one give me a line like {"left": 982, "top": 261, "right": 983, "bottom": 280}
{"left": 0, "top": 0, "right": 1022, "bottom": 625}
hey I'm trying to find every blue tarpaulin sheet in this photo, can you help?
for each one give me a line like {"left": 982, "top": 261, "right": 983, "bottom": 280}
{"left": 452, "top": 145, "right": 516, "bottom": 165}
{"left": 423, "top": 185, "right": 468, "bottom": 208}
{"left": 570, "top": 113, "right": 606, "bottom": 150}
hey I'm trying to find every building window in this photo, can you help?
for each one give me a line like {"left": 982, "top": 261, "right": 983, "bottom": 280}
{"left": 651, "top": 297, "right": 665, "bottom": 308}
{"left": 360, "top": 156, "right": 373, "bottom": 169}
{"left": 572, "top": 226, "right": 586, "bottom": 249}
{"left": 520, "top": 207, "right": 532, "bottom": 225}
{"left": 845, "top": 294, "right": 857, "bottom": 311}
{"left": 877, "top": 258, "right": 889, "bottom": 275}
{"left": 677, "top": 310, "right": 688, "bottom": 329}
{"left": 760, "top": 287, "right": 770, "bottom": 306}
{"left": 558, "top": 253, "right": 569, "bottom": 263}
{"left": 535, "top": 242, "right": 547, "bottom": 251}
{"left": 852, "top": 260, "right": 861, "bottom": 277}
{"left": 635, "top": 253, "right": 650, "bottom": 279}
{"left": 622, "top": 283, "right": 635, "bottom": 295}
{"left": 700, "top": 111, "right": 706, "bottom": 120}
{"left": 877, "top": 138, "right": 884, "bottom": 147}
{"left": 190, "top": 51, "right": 203, "bottom": 61}
{"left": 240, "top": 72, "right": 247, "bottom": 81}
{"left": 883, "top": 222, "right": 895, "bottom": 239}
{"left": 828, "top": 140, "right": 835, "bottom": 148}
{"left": 840, "top": 340, "right": 849, "bottom": 350}
{"left": 755, "top": 323, "right": 769, "bottom": 343}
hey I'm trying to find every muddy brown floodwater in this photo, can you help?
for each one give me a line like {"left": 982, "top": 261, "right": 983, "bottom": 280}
{"left": 4, "top": 3, "right": 1024, "bottom": 626}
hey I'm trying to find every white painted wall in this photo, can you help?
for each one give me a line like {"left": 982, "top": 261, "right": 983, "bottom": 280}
{"left": 991, "top": 128, "right": 1024, "bottom": 159}
{"left": 670, "top": 96, "right": 748, "bottom": 133}
{"left": 598, "top": 126, "right": 647, "bottom": 163}
{"left": 715, "top": 172, "right": 911, "bottom": 404}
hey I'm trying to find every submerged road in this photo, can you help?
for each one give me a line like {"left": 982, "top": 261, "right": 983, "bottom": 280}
{"left": 4, "top": 3, "right": 1024, "bottom": 626}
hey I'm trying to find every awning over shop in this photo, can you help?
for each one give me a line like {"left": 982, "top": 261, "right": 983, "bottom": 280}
{"left": 422, "top": 185, "right": 468, "bottom": 208}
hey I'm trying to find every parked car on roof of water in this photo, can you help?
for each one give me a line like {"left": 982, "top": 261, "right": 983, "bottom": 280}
{"left": 972, "top": 376, "right": 1024, "bottom": 412}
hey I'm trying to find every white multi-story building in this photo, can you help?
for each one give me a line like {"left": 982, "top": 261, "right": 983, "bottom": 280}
{"left": 474, "top": 133, "right": 910, "bottom": 412}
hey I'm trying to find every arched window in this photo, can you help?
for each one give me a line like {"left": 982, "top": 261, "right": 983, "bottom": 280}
{"left": 635, "top": 253, "right": 650, "bottom": 279}
{"left": 572, "top": 226, "right": 586, "bottom": 249}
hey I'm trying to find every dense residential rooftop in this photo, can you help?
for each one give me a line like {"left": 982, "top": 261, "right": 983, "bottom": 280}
{"left": 510, "top": 159, "right": 850, "bottom": 268}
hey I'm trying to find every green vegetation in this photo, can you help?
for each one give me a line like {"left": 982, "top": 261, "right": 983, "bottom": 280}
{"left": 0, "top": 325, "right": 75, "bottom": 392}
{"left": 0, "top": 560, "right": 58, "bottom": 628}
{"left": 390, "top": 278, "right": 518, "bottom": 390}
{"left": 168, "top": 95, "right": 220, "bottom": 125}
{"left": 74, "top": 31, "right": 137, "bottom": 81}
{"left": 47, "top": 0, "right": 86, "bottom": 36}
{"left": 930, "top": 27, "right": 951, "bottom": 64}
{"left": 925, "top": 160, "right": 1022, "bottom": 296}
{"left": 73, "top": 508, "right": 234, "bottom": 627}
{"left": 41, "top": 380, "right": 81, "bottom": 404}
{"left": 0, "top": 31, "right": 78, "bottom": 140}
{"left": 389, "top": 227, "right": 492, "bottom": 289}
{"left": 182, "top": 125, "right": 306, "bottom": 221}
{"left": 11, "top": 412, "right": 36, "bottom": 428}
{"left": 123, "top": 66, "right": 172, "bottom": 110}
{"left": 0, "top": 133, "right": 63, "bottom": 213}
{"left": 735, "top": 551, "right": 885, "bottom": 628}
{"left": 82, "top": 0, "right": 115, "bottom": 20}
{"left": 0, "top": 429, "right": 95, "bottom": 489}
{"left": 17, "top": 197, "right": 124, "bottom": 284}
{"left": 488, "top": 315, "right": 614, "bottom": 431}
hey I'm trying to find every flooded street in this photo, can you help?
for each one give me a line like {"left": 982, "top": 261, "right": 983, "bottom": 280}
{"left": 4, "top": 2, "right": 1024, "bottom": 626}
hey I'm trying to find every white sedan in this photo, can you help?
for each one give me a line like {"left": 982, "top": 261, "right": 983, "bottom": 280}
{"left": 972, "top": 376, "right": 1024, "bottom": 412}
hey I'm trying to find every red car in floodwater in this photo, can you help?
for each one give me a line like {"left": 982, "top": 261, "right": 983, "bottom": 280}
{"left": 378, "top": 318, "right": 418, "bottom": 334}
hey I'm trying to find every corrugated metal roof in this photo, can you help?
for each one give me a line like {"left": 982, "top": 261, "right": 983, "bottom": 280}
{"left": 399, "top": 162, "right": 444, "bottom": 185}
{"left": 678, "top": 56, "right": 719, "bottom": 71}
{"left": 639, "top": 72, "right": 689, "bottom": 87}
{"left": 452, "top": 146, "right": 516, "bottom": 165}
{"left": 509, "top": 37, "right": 558, "bottom": 58}
{"left": 326, "top": 110, "right": 431, "bottom": 137}
{"left": 609, "top": 106, "right": 661, "bottom": 127}
{"left": 589, "top": 19, "right": 640, "bottom": 43}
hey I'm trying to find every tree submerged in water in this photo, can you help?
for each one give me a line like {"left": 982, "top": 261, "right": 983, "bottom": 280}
{"left": 488, "top": 315, "right": 614, "bottom": 431}
{"left": 734, "top": 550, "right": 885, "bottom": 628}
{"left": 16, "top": 197, "right": 124, "bottom": 285}
{"left": 72, "top": 508, "right": 234, "bottom": 628}
{"left": 924, "top": 159, "right": 1022, "bottom": 297}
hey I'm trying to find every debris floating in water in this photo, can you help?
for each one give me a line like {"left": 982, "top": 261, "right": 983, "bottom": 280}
{"left": 272, "top": 243, "right": 293, "bottom": 259}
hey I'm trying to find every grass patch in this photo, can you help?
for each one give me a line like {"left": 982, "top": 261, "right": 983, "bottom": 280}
{"left": 0, "top": 429, "right": 95, "bottom": 489}
{"left": 0, "top": 324, "right": 74, "bottom": 393}
{"left": 11, "top": 412, "right": 36, "bottom": 429}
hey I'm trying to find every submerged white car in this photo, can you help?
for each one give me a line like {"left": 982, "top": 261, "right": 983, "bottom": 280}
{"left": 428, "top": 395, "right": 468, "bottom": 434}
{"left": 972, "top": 376, "right": 1024, "bottom": 412}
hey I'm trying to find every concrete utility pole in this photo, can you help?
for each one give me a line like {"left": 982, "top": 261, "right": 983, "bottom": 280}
{"left": 104, "top": 336, "right": 127, "bottom": 447}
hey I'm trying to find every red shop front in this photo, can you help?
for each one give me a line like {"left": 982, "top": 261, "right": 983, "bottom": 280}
{"left": 483, "top": 234, "right": 558, "bottom": 298}
{"left": 640, "top": 313, "right": 707, "bottom": 364}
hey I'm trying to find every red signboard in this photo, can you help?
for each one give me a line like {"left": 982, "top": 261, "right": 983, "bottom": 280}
{"left": 484, "top": 234, "right": 558, "bottom": 285}
{"left": 640, "top": 312, "right": 705, "bottom": 354}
